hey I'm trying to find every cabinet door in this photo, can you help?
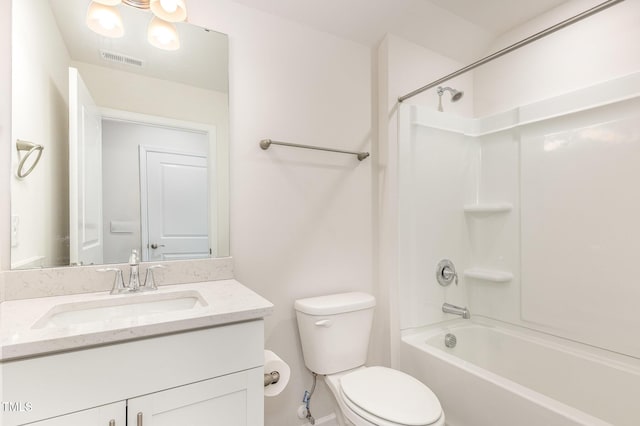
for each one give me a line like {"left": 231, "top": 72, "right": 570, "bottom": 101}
{"left": 128, "top": 367, "right": 263, "bottom": 426}
{"left": 24, "top": 401, "right": 125, "bottom": 426}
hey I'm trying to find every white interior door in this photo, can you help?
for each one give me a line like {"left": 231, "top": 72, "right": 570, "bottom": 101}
{"left": 141, "top": 147, "right": 209, "bottom": 261}
{"left": 69, "top": 67, "right": 103, "bottom": 266}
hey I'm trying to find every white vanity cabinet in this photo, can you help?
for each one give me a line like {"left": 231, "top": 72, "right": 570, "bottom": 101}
{"left": 3, "top": 320, "right": 265, "bottom": 426}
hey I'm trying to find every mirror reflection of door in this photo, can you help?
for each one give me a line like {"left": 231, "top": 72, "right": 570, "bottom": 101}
{"left": 101, "top": 119, "right": 212, "bottom": 264}
{"left": 141, "top": 147, "right": 210, "bottom": 262}
{"left": 69, "top": 67, "right": 104, "bottom": 266}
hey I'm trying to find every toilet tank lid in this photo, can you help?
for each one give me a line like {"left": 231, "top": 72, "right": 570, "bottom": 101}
{"left": 294, "top": 292, "right": 376, "bottom": 315}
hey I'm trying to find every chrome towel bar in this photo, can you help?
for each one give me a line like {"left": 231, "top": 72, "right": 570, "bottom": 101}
{"left": 260, "top": 139, "right": 370, "bottom": 161}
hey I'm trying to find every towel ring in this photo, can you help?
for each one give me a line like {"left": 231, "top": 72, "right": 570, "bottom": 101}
{"left": 16, "top": 140, "right": 44, "bottom": 178}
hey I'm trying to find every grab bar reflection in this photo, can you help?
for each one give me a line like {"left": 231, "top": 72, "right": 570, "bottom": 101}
{"left": 15, "top": 139, "right": 44, "bottom": 178}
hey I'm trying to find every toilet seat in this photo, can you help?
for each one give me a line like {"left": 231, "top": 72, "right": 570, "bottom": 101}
{"left": 337, "top": 366, "right": 443, "bottom": 426}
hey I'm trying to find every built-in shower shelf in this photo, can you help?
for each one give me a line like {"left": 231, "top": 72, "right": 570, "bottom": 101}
{"left": 463, "top": 202, "right": 513, "bottom": 214}
{"left": 464, "top": 268, "right": 513, "bottom": 283}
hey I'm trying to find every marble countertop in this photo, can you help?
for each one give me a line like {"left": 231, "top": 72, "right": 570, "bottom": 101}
{"left": 0, "top": 279, "right": 273, "bottom": 361}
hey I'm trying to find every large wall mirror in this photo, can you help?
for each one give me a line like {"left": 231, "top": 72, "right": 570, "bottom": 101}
{"left": 10, "top": 0, "right": 229, "bottom": 269}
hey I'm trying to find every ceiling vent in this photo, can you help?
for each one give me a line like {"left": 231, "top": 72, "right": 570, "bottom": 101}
{"left": 100, "top": 50, "right": 144, "bottom": 68}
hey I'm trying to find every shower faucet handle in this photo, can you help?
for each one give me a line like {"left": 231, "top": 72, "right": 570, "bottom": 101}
{"left": 442, "top": 266, "right": 458, "bottom": 285}
{"left": 436, "top": 259, "right": 458, "bottom": 286}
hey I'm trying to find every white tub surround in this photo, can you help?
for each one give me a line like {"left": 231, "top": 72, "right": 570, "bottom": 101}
{"left": 400, "top": 318, "right": 640, "bottom": 426}
{"left": 0, "top": 279, "right": 273, "bottom": 360}
{"left": 397, "top": 71, "right": 640, "bottom": 426}
{"left": 398, "top": 71, "right": 640, "bottom": 357}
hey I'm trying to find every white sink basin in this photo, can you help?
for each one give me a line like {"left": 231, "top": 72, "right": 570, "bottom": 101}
{"left": 32, "top": 290, "right": 207, "bottom": 329}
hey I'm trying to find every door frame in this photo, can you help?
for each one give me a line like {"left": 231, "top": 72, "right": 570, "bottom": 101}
{"left": 99, "top": 108, "right": 217, "bottom": 262}
{"left": 69, "top": 67, "right": 104, "bottom": 266}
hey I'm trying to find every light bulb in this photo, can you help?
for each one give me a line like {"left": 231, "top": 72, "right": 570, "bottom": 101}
{"left": 86, "top": 2, "right": 124, "bottom": 38}
{"left": 160, "top": 0, "right": 178, "bottom": 13}
{"left": 150, "top": 0, "right": 187, "bottom": 22}
{"left": 148, "top": 17, "right": 180, "bottom": 50}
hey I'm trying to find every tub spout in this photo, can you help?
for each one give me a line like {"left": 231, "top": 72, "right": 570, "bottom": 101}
{"left": 442, "top": 303, "right": 470, "bottom": 319}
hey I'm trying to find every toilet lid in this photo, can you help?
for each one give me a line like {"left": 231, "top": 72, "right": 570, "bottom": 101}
{"left": 340, "top": 367, "right": 442, "bottom": 426}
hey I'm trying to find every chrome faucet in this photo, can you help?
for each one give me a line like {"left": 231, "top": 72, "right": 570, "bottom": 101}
{"left": 98, "top": 249, "right": 164, "bottom": 294}
{"left": 442, "top": 302, "right": 470, "bottom": 319}
{"left": 128, "top": 249, "right": 141, "bottom": 291}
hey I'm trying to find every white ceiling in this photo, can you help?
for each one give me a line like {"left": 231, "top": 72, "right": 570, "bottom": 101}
{"left": 429, "top": 0, "right": 571, "bottom": 34}
{"left": 227, "top": 0, "right": 570, "bottom": 62}
{"left": 47, "top": 0, "right": 572, "bottom": 91}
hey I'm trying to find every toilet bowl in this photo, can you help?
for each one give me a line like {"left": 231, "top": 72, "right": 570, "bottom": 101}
{"left": 294, "top": 292, "right": 445, "bottom": 426}
{"left": 325, "top": 366, "right": 445, "bottom": 426}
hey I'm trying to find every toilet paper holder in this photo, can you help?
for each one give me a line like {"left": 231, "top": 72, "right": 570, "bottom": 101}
{"left": 263, "top": 350, "right": 290, "bottom": 396}
{"left": 264, "top": 371, "right": 281, "bottom": 387}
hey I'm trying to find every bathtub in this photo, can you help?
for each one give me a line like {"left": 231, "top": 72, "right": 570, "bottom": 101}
{"left": 398, "top": 318, "right": 640, "bottom": 426}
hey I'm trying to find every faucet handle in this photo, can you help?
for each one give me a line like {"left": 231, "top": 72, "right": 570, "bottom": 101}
{"left": 443, "top": 266, "right": 458, "bottom": 285}
{"left": 142, "top": 264, "right": 166, "bottom": 291}
{"left": 98, "top": 268, "right": 127, "bottom": 295}
{"left": 436, "top": 259, "right": 458, "bottom": 286}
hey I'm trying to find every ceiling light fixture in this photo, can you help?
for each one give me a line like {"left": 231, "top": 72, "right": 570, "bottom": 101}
{"left": 86, "top": 0, "right": 187, "bottom": 50}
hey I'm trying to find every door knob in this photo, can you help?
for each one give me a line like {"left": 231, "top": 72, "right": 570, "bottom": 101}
{"left": 150, "top": 243, "right": 165, "bottom": 249}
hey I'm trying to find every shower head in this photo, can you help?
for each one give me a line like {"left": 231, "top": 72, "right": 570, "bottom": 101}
{"left": 438, "top": 86, "right": 464, "bottom": 101}
{"left": 437, "top": 86, "right": 464, "bottom": 111}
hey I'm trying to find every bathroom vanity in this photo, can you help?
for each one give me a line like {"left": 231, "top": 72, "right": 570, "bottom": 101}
{"left": 1, "top": 280, "right": 273, "bottom": 426}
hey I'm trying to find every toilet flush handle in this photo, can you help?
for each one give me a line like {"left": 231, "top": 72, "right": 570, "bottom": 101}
{"left": 314, "top": 319, "right": 332, "bottom": 327}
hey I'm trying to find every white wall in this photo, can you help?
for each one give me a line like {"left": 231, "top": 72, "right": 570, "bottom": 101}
{"left": 0, "top": 0, "right": 11, "bottom": 276}
{"left": 184, "top": 2, "right": 373, "bottom": 425}
{"left": 10, "top": 0, "right": 70, "bottom": 268}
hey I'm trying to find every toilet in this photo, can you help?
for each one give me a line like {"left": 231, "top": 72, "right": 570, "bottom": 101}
{"left": 295, "top": 292, "right": 445, "bottom": 426}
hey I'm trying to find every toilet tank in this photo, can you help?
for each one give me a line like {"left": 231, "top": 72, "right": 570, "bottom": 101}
{"left": 294, "top": 292, "right": 376, "bottom": 375}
